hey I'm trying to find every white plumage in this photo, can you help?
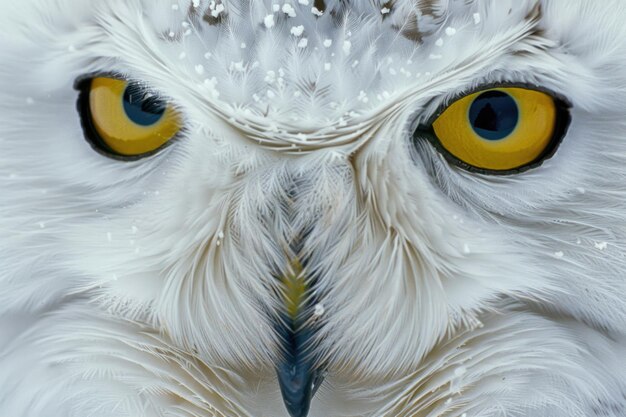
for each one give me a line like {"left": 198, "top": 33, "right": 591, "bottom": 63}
{"left": 1, "top": 0, "right": 626, "bottom": 416}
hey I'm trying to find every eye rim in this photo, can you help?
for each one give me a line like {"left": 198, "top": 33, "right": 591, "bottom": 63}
{"left": 74, "top": 73, "right": 183, "bottom": 161}
{"left": 414, "top": 83, "right": 572, "bottom": 176}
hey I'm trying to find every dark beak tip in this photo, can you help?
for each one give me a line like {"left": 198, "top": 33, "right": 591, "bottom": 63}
{"left": 277, "top": 364, "right": 320, "bottom": 417}
{"left": 285, "top": 402, "right": 311, "bottom": 417}
{"left": 288, "top": 409, "right": 310, "bottom": 417}
{"left": 278, "top": 381, "right": 313, "bottom": 417}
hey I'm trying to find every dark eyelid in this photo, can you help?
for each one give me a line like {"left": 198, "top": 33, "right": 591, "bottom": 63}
{"left": 73, "top": 72, "right": 126, "bottom": 91}
{"left": 417, "top": 82, "right": 572, "bottom": 130}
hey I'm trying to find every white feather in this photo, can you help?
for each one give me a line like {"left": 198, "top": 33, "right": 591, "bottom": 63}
{"left": 1, "top": 0, "right": 626, "bottom": 416}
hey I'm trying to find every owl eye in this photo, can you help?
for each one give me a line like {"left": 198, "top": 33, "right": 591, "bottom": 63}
{"left": 424, "top": 86, "right": 571, "bottom": 173}
{"left": 77, "top": 76, "right": 182, "bottom": 158}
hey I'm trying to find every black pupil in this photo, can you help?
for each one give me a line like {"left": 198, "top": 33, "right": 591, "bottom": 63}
{"left": 468, "top": 91, "right": 519, "bottom": 140}
{"left": 123, "top": 83, "right": 167, "bottom": 126}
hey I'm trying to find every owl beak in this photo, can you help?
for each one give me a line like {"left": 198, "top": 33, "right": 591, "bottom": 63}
{"left": 274, "top": 259, "right": 325, "bottom": 417}
{"left": 276, "top": 323, "right": 324, "bottom": 417}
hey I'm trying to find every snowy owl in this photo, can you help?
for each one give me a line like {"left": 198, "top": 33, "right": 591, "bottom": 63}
{"left": 2, "top": 0, "right": 626, "bottom": 416}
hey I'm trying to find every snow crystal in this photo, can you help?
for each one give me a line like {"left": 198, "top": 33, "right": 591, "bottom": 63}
{"left": 297, "top": 38, "right": 308, "bottom": 48}
{"left": 178, "top": 51, "right": 187, "bottom": 60}
{"left": 381, "top": 7, "right": 390, "bottom": 14}
{"left": 311, "top": 7, "right": 323, "bottom": 16}
{"left": 429, "top": 54, "right": 443, "bottom": 60}
{"left": 298, "top": 0, "right": 309, "bottom": 4}
{"left": 323, "top": 39, "right": 332, "bottom": 48}
{"left": 240, "top": 42, "right": 247, "bottom": 49}
{"left": 209, "top": 3, "right": 225, "bottom": 17}
{"left": 232, "top": 61, "right": 245, "bottom": 71}
{"left": 267, "top": 90, "right": 276, "bottom": 99}
{"left": 282, "top": 4, "right": 297, "bottom": 17}
{"left": 445, "top": 27, "right": 457, "bottom": 36}
{"left": 554, "top": 251, "right": 564, "bottom": 258}
{"left": 168, "top": 31, "right": 176, "bottom": 38}
{"left": 324, "top": 62, "right": 331, "bottom": 71}
{"left": 264, "top": 14, "right": 275, "bottom": 28}
{"left": 435, "top": 38, "right": 444, "bottom": 47}
{"left": 595, "top": 242, "right": 608, "bottom": 250}
{"left": 204, "top": 52, "right": 212, "bottom": 59}
{"left": 463, "top": 244, "right": 471, "bottom": 255}
{"left": 218, "top": 231, "right": 225, "bottom": 239}
{"left": 203, "top": 77, "right": 220, "bottom": 98}
{"left": 272, "top": 3, "right": 280, "bottom": 12}
{"left": 265, "top": 70, "right": 276, "bottom": 84}
{"left": 314, "top": 304, "right": 325, "bottom": 316}
{"left": 473, "top": 13, "right": 481, "bottom": 25}
{"left": 343, "top": 40, "right": 352, "bottom": 54}
{"left": 171, "top": 4, "right": 179, "bottom": 11}
{"left": 290, "top": 25, "right": 305, "bottom": 36}
{"left": 192, "top": 0, "right": 200, "bottom": 7}
{"left": 194, "top": 64, "right": 204, "bottom": 74}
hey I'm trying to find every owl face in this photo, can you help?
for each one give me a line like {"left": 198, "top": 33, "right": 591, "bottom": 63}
{"left": 2, "top": 0, "right": 626, "bottom": 416}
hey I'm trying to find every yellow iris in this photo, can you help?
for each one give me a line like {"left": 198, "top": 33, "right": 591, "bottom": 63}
{"left": 87, "top": 77, "right": 182, "bottom": 156}
{"left": 432, "top": 87, "right": 559, "bottom": 171}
